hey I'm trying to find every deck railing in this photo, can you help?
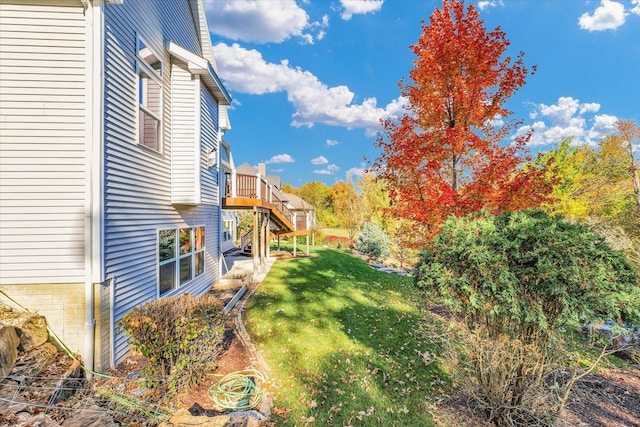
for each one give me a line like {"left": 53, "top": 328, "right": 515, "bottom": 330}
{"left": 236, "top": 174, "right": 257, "bottom": 198}
{"left": 227, "top": 173, "right": 296, "bottom": 226}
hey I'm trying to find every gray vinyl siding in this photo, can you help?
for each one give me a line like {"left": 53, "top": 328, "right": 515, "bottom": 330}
{"left": 0, "top": 0, "right": 86, "bottom": 284}
{"left": 200, "top": 87, "right": 220, "bottom": 204}
{"left": 170, "top": 60, "right": 199, "bottom": 204}
{"left": 103, "top": 0, "right": 220, "bottom": 363}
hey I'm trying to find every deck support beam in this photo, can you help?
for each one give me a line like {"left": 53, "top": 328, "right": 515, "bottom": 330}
{"left": 252, "top": 208, "right": 259, "bottom": 275}
{"left": 252, "top": 207, "right": 271, "bottom": 277}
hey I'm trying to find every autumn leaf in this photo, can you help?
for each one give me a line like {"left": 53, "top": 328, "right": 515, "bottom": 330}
{"left": 272, "top": 406, "right": 291, "bottom": 419}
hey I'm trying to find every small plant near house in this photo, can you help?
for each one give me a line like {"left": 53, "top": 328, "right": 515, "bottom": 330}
{"left": 118, "top": 293, "right": 226, "bottom": 394}
{"left": 353, "top": 221, "right": 390, "bottom": 261}
{"left": 414, "top": 209, "right": 640, "bottom": 426}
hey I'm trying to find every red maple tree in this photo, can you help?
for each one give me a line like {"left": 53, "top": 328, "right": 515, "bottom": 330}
{"left": 374, "top": 0, "right": 552, "bottom": 245}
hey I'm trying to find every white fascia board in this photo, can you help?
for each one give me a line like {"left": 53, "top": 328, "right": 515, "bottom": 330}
{"left": 220, "top": 159, "right": 232, "bottom": 172}
{"left": 165, "top": 40, "right": 232, "bottom": 106}
{"left": 219, "top": 106, "right": 231, "bottom": 131}
{"left": 166, "top": 40, "right": 208, "bottom": 68}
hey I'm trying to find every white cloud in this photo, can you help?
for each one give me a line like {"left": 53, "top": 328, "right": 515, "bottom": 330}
{"left": 313, "top": 164, "right": 340, "bottom": 175}
{"left": 588, "top": 114, "right": 619, "bottom": 141}
{"left": 340, "top": 0, "right": 384, "bottom": 21}
{"left": 308, "top": 15, "right": 330, "bottom": 43}
{"left": 214, "top": 42, "right": 408, "bottom": 134}
{"left": 578, "top": 0, "right": 626, "bottom": 31}
{"left": 538, "top": 96, "right": 584, "bottom": 126}
{"left": 516, "top": 97, "right": 618, "bottom": 146}
{"left": 265, "top": 153, "right": 295, "bottom": 164}
{"left": 487, "top": 115, "right": 505, "bottom": 127}
{"left": 346, "top": 167, "right": 365, "bottom": 179}
{"left": 632, "top": 0, "right": 640, "bottom": 15}
{"left": 579, "top": 103, "right": 601, "bottom": 114}
{"left": 326, "top": 139, "right": 340, "bottom": 146}
{"left": 311, "top": 155, "right": 329, "bottom": 165}
{"left": 204, "top": 0, "right": 327, "bottom": 44}
{"left": 477, "top": 0, "right": 504, "bottom": 11}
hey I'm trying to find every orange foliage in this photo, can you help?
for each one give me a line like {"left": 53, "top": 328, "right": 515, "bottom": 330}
{"left": 374, "top": 0, "right": 552, "bottom": 244}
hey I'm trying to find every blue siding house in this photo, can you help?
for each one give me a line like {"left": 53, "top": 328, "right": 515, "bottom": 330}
{"left": 0, "top": 0, "right": 232, "bottom": 371}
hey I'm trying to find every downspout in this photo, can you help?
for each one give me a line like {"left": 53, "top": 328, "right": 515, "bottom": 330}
{"left": 218, "top": 132, "right": 224, "bottom": 279}
{"left": 84, "top": 0, "right": 105, "bottom": 376}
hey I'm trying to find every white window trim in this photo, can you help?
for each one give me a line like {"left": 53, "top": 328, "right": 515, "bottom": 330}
{"left": 223, "top": 220, "right": 235, "bottom": 242}
{"left": 136, "top": 34, "right": 163, "bottom": 153}
{"left": 157, "top": 226, "right": 205, "bottom": 297}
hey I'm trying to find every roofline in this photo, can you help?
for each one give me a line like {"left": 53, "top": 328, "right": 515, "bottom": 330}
{"left": 164, "top": 40, "right": 232, "bottom": 106}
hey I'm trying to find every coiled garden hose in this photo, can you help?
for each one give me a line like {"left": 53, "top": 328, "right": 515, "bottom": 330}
{"left": 208, "top": 369, "right": 265, "bottom": 410}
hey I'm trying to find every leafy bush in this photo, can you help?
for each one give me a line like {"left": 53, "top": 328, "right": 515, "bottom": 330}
{"left": 237, "top": 211, "right": 254, "bottom": 239}
{"left": 415, "top": 209, "right": 639, "bottom": 342}
{"left": 414, "top": 209, "right": 639, "bottom": 425}
{"left": 353, "top": 221, "right": 391, "bottom": 261}
{"left": 118, "top": 293, "right": 225, "bottom": 394}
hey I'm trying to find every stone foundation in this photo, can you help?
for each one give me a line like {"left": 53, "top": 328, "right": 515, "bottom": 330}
{"left": 0, "top": 283, "right": 85, "bottom": 356}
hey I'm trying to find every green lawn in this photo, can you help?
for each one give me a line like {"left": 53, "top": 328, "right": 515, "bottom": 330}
{"left": 244, "top": 246, "right": 446, "bottom": 426}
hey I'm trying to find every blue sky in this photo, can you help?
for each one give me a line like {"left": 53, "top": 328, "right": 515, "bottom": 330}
{"left": 204, "top": 0, "right": 640, "bottom": 186}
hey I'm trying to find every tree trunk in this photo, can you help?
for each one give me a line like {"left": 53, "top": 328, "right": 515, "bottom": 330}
{"left": 632, "top": 164, "right": 640, "bottom": 215}
{"left": 628, "top": 138, "right": 640, "bottom": 214}
{"left": 621, "top": 120, "right": 640, "bottom": 215}
{"left": 451, "top": 155, "right": 458, "bottom": 192}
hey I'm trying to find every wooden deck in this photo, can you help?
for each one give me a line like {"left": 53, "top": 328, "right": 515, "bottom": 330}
{"left": 223, "top": 173, "right": 313, "bottom": 235}
{"left": 222, "top": 196, "right": 295, "bottom": 232}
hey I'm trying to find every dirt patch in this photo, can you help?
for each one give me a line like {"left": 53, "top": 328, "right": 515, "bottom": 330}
{"left": 174, "top": 315, "right": 256, "bottom": 410}
{"left": 430, "top": 367, "right": 640, "bottom": 427}
{"left": 270, "top": 249, "right": 314, "bottom": 260}
{"left": 89, "top": 278, "right": 266, "bottom": 422}
{"left": 559, "top": 369, "right": 640, "bottom": 427}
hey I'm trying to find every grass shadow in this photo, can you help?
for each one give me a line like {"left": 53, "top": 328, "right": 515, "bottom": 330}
{"left": 244, "top": 246, "right": 448, "bottom": 426}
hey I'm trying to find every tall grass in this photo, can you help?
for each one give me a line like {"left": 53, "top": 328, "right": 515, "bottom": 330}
{"left": 244, "top": 246, "right": 445, "bottom": 426}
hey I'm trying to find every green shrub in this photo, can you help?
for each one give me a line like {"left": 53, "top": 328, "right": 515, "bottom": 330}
{"left": 118, "top": 293, "right": 226, "bottom": 394}
{"left": 353, "top": 221, "right": 390, "bottom": 261}
{"left": 415, "top": 209, "right": 639, "bottom": 342}
{"left": 237, "top": 211, "right": 253, "bottom": 240}
{"left": 414, "top": 209, "right": 639, "bottom": 425}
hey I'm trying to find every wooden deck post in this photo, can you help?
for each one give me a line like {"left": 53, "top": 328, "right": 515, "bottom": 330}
{"left": 265, "top": 212, "right": 271, "bottom": 262}
{"left": 261, "top": 210, "right": 266, "bottom": 266}
{"left": 293, "top": 235, "right": 297, "bottom": 257}
{"left": 252, "top": 208, "right": 259, "bottom": 275}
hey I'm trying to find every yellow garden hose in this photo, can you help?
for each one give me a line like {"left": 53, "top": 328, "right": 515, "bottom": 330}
{"left": 208, "top": 369, "right": 265, "bottom": 410}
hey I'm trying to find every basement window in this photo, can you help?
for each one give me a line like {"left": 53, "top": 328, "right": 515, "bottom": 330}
{"left": 158, "top": 226, "right": 205, "bottom": 296}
